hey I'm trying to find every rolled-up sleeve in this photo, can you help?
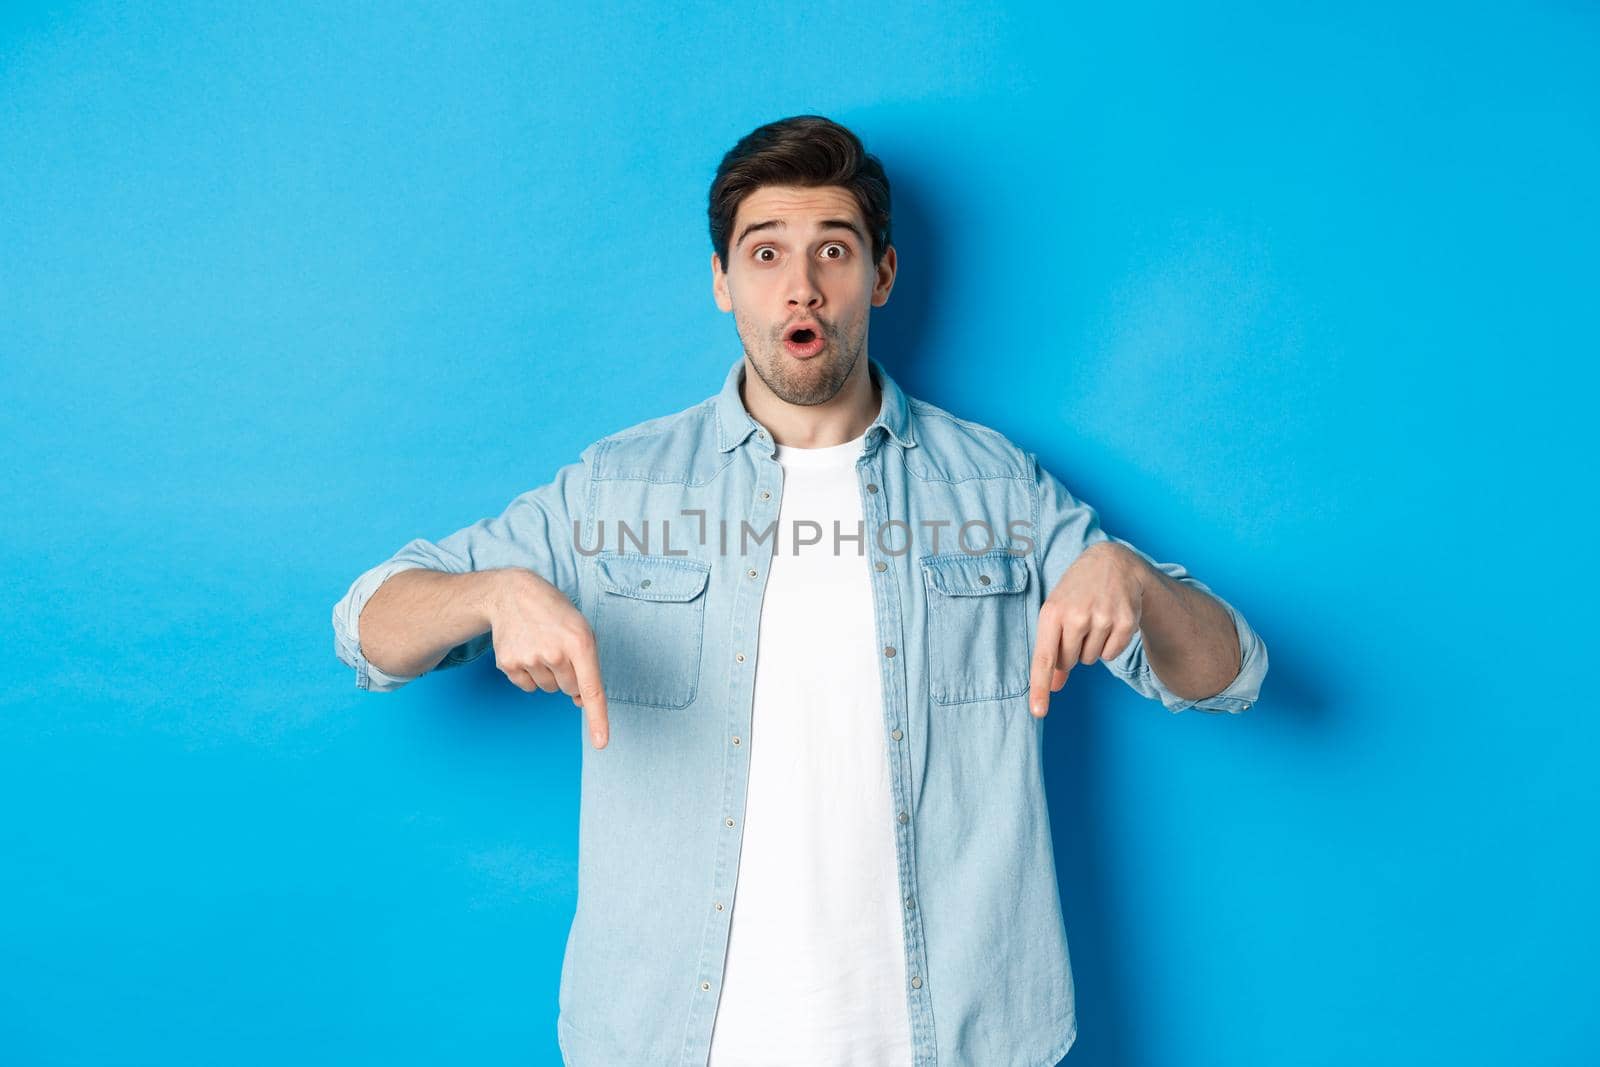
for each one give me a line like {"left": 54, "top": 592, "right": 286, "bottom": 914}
{"left": 331, "top": 453, "right": 592, "bottom": 692}
{"left": 1028, "top": 452, "right": 1269, "bottom": 714}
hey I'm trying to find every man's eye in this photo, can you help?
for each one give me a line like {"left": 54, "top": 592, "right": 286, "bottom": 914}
{"left": 822, "top": 243, "right": 849, "bottom": 260}
{"left": 754, "top": 247, "right": 777, "bottom": 262}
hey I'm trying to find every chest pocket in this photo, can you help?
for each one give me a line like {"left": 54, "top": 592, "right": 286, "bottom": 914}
{"left": 593, "top": 552, "right": 711, "bottom": 709}
{"left": 921, "top": 549, "right": 1033, "bottom": 705}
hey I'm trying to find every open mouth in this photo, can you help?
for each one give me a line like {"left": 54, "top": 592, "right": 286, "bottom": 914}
{"left": 783, "top": 324, "right": 826, "bottom": 358}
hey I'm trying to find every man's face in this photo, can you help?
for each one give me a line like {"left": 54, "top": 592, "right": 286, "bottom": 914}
{"left": 712, "top": 184, "right": 896, "bottom": 406}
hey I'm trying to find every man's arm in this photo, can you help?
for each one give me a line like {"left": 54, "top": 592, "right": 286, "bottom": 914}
{"left": 1027, "top": 452, "right": 1269, "bottom": 715}
{"left": 1073, "top": 539, "right": 1245, "bottom": 702}
{"left": 355, "top": 567, "right": 514, "bottom": 681}
{"left": 330, "top": 453, "right": 591, "bottom": 692}
{"left": 330, "top": 453, "right": 613, "bottom": 747}
{"left": 354, "top": 565, "right": 611, "bottom": 748}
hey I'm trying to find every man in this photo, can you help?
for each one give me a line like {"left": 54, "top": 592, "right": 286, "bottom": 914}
{"left": 331, "top": 114, "right": 1268, "bottom": 1067}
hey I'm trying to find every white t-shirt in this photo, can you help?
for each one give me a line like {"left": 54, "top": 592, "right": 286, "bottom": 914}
{"left": 707, "top": 429, "right": 914, "bottom": 1067}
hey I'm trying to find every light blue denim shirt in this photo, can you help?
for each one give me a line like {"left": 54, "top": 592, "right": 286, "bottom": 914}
{"left": 331, "top": 354, "right": 1268, "bottom": 1066}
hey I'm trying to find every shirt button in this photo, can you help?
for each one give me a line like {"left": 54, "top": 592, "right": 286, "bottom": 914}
{"left": 873, "top": 561, "right": 887, "bottom": 572}
{"left": 883, "top": 646, "right": 896, "bottom": 658}
{"left": 866, "top": 483, "right": 879, "bottom": 493}
{"left": 640, "top": 578, "right": 652, "bottom": 588}
{"left": 746, "top": 568, "right": 758, "bottom": 578}
{"left": 735, "top": 652, "right": 746, "bottom": 662}
{"left": 977, "top": 574, "right": 990, "bottom": 585}
{"left": 756, "top": 429, "right": 767, "bottom": 439}
{"left": 897, "top": 810, "right": 909, "bottom": 824}
{"left": 714, "top": 901, "right": 724, "bottom": 911}
{"left": 701, "top": 981, "right": 711, "bottom": 991}
{"left": 891, "top": 728, "right": 903, "bottom": 741}
{"left": 731, "top": 735, "right": 742, "bottom": 746}
{"left": 905, "top": 896, "right": 915, "bottom": 910}
{"left": 1242, "top": 702, "right": 1252, "bottom": 709}
{"left": 759, "top": 490, "right": 771, "bottom": 500}
{"left": 910, "top": 975, "right": 923, "bottom": 989}
{"left": 725, "top": 817, "right": 736, "bottom": 828}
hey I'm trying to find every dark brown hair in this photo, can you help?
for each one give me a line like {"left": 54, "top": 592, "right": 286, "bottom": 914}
{"left": 708, "top": 114, "right": 892, "bottom": 270}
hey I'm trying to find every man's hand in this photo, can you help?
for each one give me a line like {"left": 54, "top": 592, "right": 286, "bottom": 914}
{"left": 1029, "top": 541, "right": 1146, "bottom": 718}
{"left": 486, "top": 570, "right": 610, "bottom": 749}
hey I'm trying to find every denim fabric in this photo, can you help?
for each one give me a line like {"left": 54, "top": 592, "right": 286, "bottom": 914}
{"left": 331, "top": 354, "right": 1269, "bottom": 1066}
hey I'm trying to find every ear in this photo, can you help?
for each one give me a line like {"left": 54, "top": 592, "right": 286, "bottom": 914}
{"left": 870, "top": 244, "right": 897, "bottom": 308}
{"left": 711, "top": 251, "right": 733, "bottom": 312}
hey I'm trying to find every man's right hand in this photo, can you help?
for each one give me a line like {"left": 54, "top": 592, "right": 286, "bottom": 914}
{"left": 486, "top": 571, "right": 610, "bottom": 749}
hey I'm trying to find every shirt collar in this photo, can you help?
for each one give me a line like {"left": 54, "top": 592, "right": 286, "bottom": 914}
{"left": 713, "top": 354, "right": 916, "bottom": 453}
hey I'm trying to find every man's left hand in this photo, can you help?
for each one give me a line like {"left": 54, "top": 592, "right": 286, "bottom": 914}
{"left": 1029, "top": 541, "right": 1147, "bottom": 718}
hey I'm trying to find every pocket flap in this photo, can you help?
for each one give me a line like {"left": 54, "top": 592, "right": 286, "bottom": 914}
{"left": 596, "top": 553, "right": 711, "bottom": 602}
{"left": 923, "top": 551, "right": 1029, "bottom": 596}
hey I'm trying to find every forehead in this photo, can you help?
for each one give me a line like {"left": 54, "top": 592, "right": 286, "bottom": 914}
{"left": 733, "top": 184, "right": 864, "bottom": 231}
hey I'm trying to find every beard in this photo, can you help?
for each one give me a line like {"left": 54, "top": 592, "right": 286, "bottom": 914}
{"left": 737, "top": 312, "right": 865, "bottom": 407}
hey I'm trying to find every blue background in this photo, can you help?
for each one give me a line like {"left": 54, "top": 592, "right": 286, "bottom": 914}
{"left": 3, "top": 2, "right": 1595, "bottom": 1064}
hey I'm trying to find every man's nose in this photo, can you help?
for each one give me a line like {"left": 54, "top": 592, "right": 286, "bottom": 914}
{"left": 785, "top": 260, "right": 823, "bottom": 308}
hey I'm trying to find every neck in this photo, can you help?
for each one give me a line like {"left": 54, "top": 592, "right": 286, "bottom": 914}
{"left": 742, "top": 355, "right": 879, "bottom": 448}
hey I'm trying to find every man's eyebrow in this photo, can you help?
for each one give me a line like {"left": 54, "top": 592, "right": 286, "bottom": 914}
{"left": 734, "top": 218, "right": 867, "bottom": 249}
